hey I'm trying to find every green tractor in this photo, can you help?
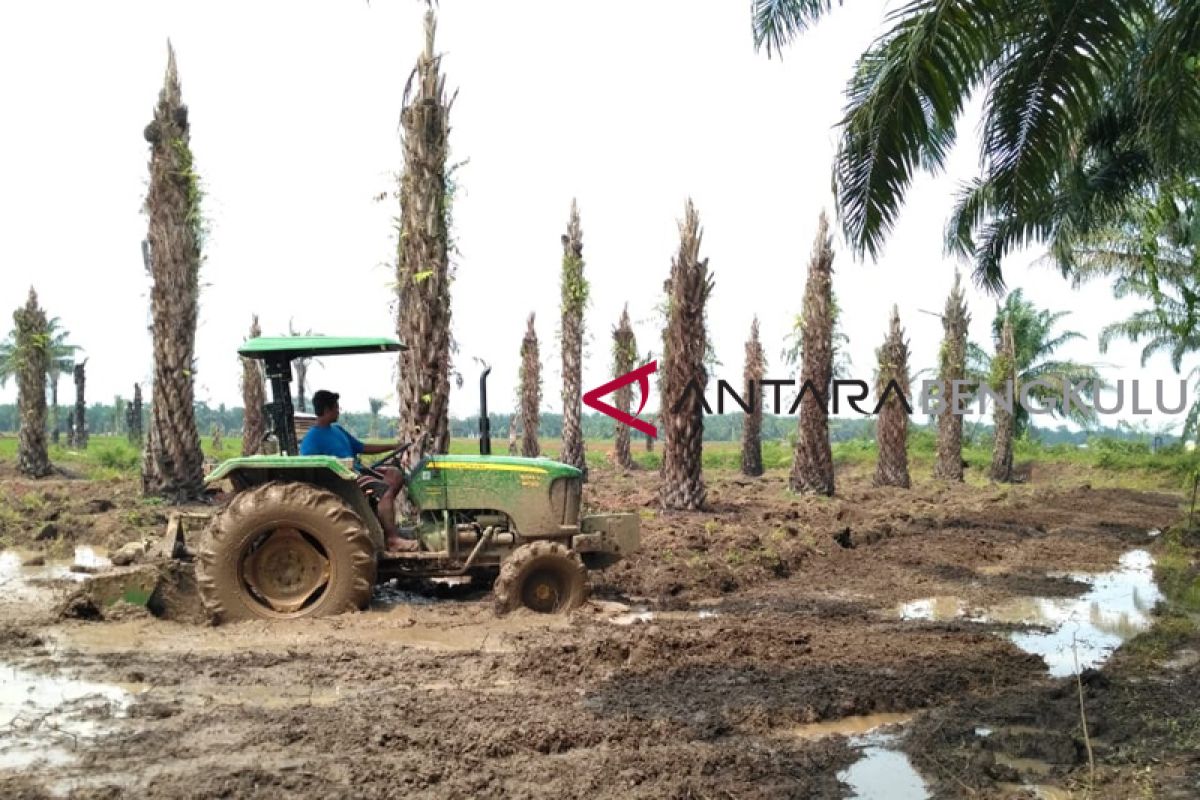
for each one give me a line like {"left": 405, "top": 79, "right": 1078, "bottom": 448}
{"left": 182, "top": 336, "right": 638, "bottom": 623}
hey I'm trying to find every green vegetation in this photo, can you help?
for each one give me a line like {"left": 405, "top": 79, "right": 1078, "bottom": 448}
{"left": 3, "top": 429, "right": 1191, "bottom": 490}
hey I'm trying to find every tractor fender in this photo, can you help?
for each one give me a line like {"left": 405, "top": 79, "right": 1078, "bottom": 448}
{"left": 202, "top": 455, "right": 384, "bottom": 551}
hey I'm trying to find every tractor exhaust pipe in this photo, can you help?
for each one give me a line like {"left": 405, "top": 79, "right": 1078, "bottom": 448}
{"left": 479, "top": 366, "right": 492, "bottom": 455}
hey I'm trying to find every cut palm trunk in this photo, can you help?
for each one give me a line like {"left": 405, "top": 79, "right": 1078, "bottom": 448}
{"left": 934, "top": 272, "right": 970, "bottom": 481}
{"left": 612, "top": 305, "right": 637, "bottom": 470}
{"left": 72, "top": 360, "right": 88, "bottom": 449}
{"left": 789, "top": 213, "right": 836, "bottom": 496}
{"left": 128, "top": 383, "right": 144, "bottom": 444}
{"left": 873, "top": 306, "right": 910, "bottom": 488}
{"left": 240, "top": 315, "right": 266, "bottom": 456}
{"left": 519, "top": 312, "right": 541, "bottom": 458}
{"left": 660, "top": 200, "right": 714, "bottom": 510}
{"left": 141, "top": 44, "right": 205, "bottom": 501}
{"left": 990, "top": 320, "right": 1016, "bottom": 482}
{"left": 741, "top": 317, "right": 765, "bottom": 477}
{"left": 559, "top": 200, "right": 588, "bottom": 474}
{"left": 14, "top": 288, "right": 52, "bottom": 478}
{"left": 396, "top": 11, "right": 455, "bottom": 466}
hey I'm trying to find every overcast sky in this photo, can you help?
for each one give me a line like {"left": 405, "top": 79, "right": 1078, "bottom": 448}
{"left": 0, "top": 0, "right": 1189, "bottom": 435}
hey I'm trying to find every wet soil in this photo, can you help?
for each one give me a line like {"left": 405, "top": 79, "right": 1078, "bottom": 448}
{"left": 0, "top": 461, "right": 1194, "bottom": 798}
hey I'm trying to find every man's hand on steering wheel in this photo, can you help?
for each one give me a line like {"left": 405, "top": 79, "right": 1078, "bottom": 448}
{"left": 367, "top": 442, "right": 411, "bottom": 472}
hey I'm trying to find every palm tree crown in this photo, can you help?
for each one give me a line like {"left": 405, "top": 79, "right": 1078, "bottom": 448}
{"left": 751, "top": 0, "right": 1200, "bottom": 290}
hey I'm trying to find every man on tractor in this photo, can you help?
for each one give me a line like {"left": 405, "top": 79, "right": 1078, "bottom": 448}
{"left": 301, "top": 389, "right": 418, "bottom": 552}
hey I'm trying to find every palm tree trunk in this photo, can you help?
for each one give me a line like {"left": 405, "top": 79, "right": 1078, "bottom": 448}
{"left": 559, "top": 200, "right": 587, "bottom": 474}
{"left": 396, "top": 11, "right": 454, "bottom": 467}
{"left": 508, "top": 413, "right": 520, "bottom": 455}
{"left": 141, "top": 45, "right": 205, "bottom": 501}
{"left": 660, "top": 200, "right": 713, "bottom": 510}
{"left": 15, "top": 289, "right": 52, "bottom": 478}
{"left": 241, "top": 316, "right": 266, "bottom": 456}
{"left": 741, "top": 317, "right": 765, "bottom": 477}
{"left": 612, "top": 306, "right": 637, "bottom": 470}
{"left": 294, "top": 359, "right": 309, "bottom": 413}
{"left": 990, "top": 320, "right": 1016, "bottom": 482}
{"left": 72, "top": 360, "right": 88, "bottom": 450}
{"left": 934, "top": 272, "right": 970, "bottom": 481}
{"left": 49, "top": 374, "right": 59, "bottom": 445}
{"left": 789, "top": 213, "right": 836, "bottom": 496}
{"left": 873, "top": 306, "right": 911, "bottom": 487}
{"left": 128, "top": 382, "right": 144, "bottom": 444}
{"left": 519, "top": 313, "right": 541, "bottom": 458}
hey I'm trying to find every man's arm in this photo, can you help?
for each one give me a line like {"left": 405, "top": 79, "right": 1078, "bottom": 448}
{"left": 360, "top": 442, "right": 400, "bottom": 455}
{"left": 341, "top": 426, "right": 398, "bottom": 456}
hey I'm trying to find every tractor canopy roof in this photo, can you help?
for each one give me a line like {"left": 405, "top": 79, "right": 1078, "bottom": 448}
{"left": 239, "top": 336, "right": 405, "bottom": 360}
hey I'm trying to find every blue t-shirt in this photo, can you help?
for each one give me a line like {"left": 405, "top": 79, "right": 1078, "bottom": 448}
{"left": 300, "top": 424, "right": 365, "bottom": 466}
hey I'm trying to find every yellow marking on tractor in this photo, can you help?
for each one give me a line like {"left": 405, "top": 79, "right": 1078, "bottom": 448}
{"left": 425, "top": 461, "right": 547, "bottom": 475}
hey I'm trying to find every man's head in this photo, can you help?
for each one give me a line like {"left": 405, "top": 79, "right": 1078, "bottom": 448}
{"left": 312, "top": 389, "right": 340, "bottom": 424}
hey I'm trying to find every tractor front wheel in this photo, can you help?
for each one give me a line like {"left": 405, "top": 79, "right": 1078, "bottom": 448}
{"left": 494, "top": 541, "right": 588, "bottom": 615}
{"left": 196, "top": 481, "right": 376, "bottom": 623}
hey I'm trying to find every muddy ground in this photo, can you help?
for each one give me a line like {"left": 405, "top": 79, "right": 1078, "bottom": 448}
{"left": 1, "top": 459, "right": 1197, "bottom": 798}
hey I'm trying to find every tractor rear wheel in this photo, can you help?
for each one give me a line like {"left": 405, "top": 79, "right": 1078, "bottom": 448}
{"left": 196, "top": 481, "right": 376, "bottom": 623}
{"left": 494, "top": 541, "right": 588, "bottom": 615}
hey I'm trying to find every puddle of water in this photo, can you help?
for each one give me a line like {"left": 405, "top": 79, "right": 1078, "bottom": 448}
{"left": 790, "top": 712, "right": 913, "bottom": 740}
{"left": 898, "top": 549, "right": 1162, "bottom": 676}
{"left": 837, "top": 732, "right": 929, "bottom": 800}
{"left": 72, "top": 547, "right": 111, "bottom": 570}
{"left": 0, "top": 663, "right": 131, "bottom": 770}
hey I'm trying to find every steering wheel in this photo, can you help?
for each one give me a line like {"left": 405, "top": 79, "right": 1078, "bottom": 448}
{"left": 366, "top": 442, "right": 411, "bottom": 473}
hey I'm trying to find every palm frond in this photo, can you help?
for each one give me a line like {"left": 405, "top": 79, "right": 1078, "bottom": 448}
{"left": 750, "top": 0, "right": 843, "bottom": 58}
{"left": 835, "top": 0, "right": 1004, "bottom": 260}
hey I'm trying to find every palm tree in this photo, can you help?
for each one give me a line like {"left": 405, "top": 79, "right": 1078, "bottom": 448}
{"left": 141, "top": 43, "right": 205, "bottom": 501}
{"left": 874, "top": 306, "right": 911, "bottom": 488}
{"left": 518, "top": 313, "right": 542, "bottom": 458}
{"left": 559, "top": 200, "right": 588, "bottom": 473}
{"left": 508, "top": 413, "right": 520, "bottom": 455}
{"left": 286, "top": 320, "right": 321, "bottom": 413}
{"left": 1073, "top": 183, "right": 1200, "bottom": 440}
{"left": 612, "top": 306, "right": 638, "bottom": 470}
{"left": 934, "top": 271, "right": 971, "bottom": 481}
{"left": 396, "top": 10, "right": 454, "bottom": 466}
{"left": 741, "top": 317, "right": 765, "bottom": 477}
{"left": 241, "top": 315, "right": 266, "bottom": 456}
{"left": 71, "top": 359, "right": 88, "bottom": 449}
{"left": 0, "top": 317, "right": 76, "bottom": 443}
{"left": 648, "top": 347, "right": 657, "bottom": 453}
{"left": 366, "top": 397, "right": 385, "bottom": 440}
{"left": 128, "top": 383, "right": 144, "bottom": 444}
{"left": 789, "top": 213, "right": 836, "bottom": 496}
{"left": 968, "top": 289, "right": 1104, "bottom": 436}
{"left": 660, "top": 200, "right": 714, "bottom": 510}
{"left": 43, "top": 318, "right": 78, "bottom": 444}
{"left": 10, "top": 289, "right": 52, "bottom": 477}
{"left": 751, "top": 1, "right": 1200, "bottom": 290}
{"left": 990, "top": 319, "right": 1017, "bottom": 482}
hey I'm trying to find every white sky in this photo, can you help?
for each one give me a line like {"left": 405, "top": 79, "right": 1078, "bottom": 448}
{"left": 0, "top": 0, "right": 1189, "bottom": 435}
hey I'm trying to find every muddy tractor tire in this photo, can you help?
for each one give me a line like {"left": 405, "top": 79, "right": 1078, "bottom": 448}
{"left": 196, "top": 481, "right": 376, "bottom": 624}
{"left": 494, "top": 541, "right": 588, "bottom": 615}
